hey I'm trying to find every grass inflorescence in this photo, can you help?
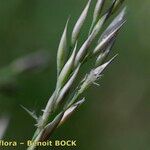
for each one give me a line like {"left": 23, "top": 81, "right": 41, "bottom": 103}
{"left": 25, "top": 0, "right": 126, "bottom": 149}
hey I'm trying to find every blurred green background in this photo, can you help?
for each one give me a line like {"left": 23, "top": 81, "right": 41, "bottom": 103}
{"left": 0, "top": 0, "right": 149, "bottom": 150}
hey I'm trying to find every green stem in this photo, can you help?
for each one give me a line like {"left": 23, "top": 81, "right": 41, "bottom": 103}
{"left": 27, "top": 129, "right": 44, "bottom": 150}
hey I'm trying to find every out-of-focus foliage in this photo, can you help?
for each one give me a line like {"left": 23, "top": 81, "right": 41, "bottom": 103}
{"left": 0, "top": 0, "right": 149, "bottom": 150}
